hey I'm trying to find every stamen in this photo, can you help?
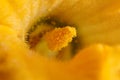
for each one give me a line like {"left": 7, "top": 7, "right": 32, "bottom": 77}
{"left": 44, "top": 26, "right": 77, "bottom": 52}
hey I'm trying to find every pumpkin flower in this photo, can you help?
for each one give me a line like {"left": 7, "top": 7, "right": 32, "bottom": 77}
{"left": 0, "top": 0, "right": 120, "bottom": 80}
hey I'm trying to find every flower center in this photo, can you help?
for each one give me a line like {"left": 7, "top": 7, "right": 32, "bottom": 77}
{"left": 26, "top": 16, "right": 80, "bottom": 60}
